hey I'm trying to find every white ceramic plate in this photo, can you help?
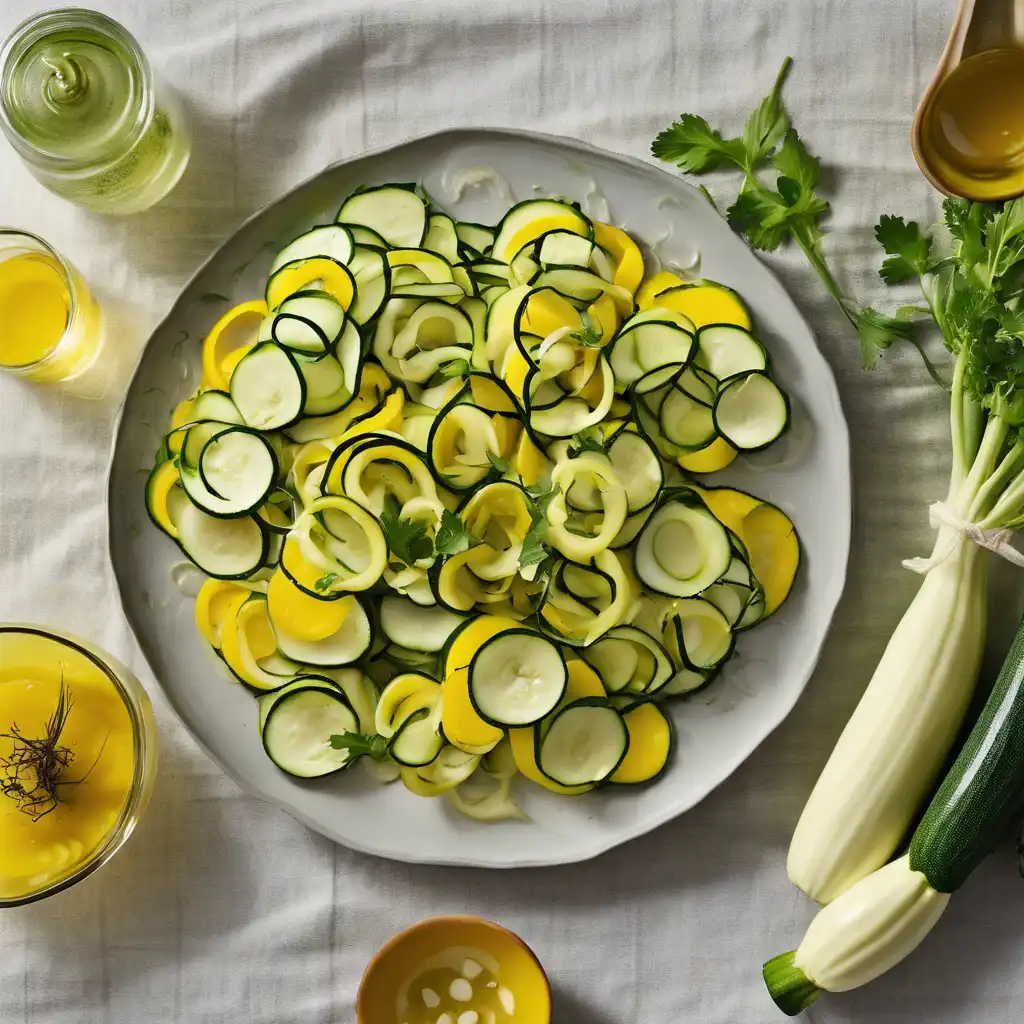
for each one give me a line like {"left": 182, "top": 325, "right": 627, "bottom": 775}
{"left": 108, "top": 128, "right": 850, "bottom": 867}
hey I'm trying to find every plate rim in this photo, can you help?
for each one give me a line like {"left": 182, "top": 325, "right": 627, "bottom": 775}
{"left": 107, "top": 125, "right": 851, "bottom": 868}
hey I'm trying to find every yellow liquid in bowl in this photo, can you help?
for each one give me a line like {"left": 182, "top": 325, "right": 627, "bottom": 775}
{"left": 0, "top": 251, "right": 104, "bottom": 382}
{"left": 924, "top": 47, "right": 1024, "bottom": 199}
{"left": 0, "top": 663, "right": 135, "bottom": 900}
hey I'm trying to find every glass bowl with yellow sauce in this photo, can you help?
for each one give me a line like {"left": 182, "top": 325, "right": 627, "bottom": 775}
{"left": 358, "top": 916, "right": 551, "bottom": 1024}
{"left": 0, "top": 625, "right": 157, "bottom": 907}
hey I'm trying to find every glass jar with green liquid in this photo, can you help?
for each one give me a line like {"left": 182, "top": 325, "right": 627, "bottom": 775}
{"left": 0, "top": 9, "right": 191, "bottom": 215}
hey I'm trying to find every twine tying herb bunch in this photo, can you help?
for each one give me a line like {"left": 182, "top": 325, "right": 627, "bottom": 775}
{"left": 0, "top": 677, "right": 102, "bottom": 821}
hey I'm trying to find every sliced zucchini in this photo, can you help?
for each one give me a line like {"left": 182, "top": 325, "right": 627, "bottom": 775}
{"left": 634, "top": 492, "right": 732, "bottom": 598}
{"left": 172, "top": 491, "right": 268, "bottom": 579}
{"left": 336, "top": 184, "right": 427, "bottom": 247}
{"left": 608, "top": 430, "right": 662, "bottom": 514}
{"left": 712, "top": 371, "right": 789, "bottom": 451}
{"left": 272, "top": 291, "right": 345, "bottom": 355}
{"left": 491, "top": 199, "right": 592, "bottom": 263}
{"left": 580, "top": 625, "right": 673, "bottom": 694}
{"left": 609, "top": 317, "right": 693, "bottom": 391}
{"left": 230, "top": 342, "right": 306, "bottom": 430}
{"left": 182, "top": 425, "right": 278, "bottom": 518}
{"left": 663, "top": 597, "right": 735, "bottom": 678}
{"left": 347, "top": 246, "right": 391, "bottom": 325}
{"left": 295, "top": 352, "right": 350, "bottom": 417}
{"left": 695, "top": 323, "right": 767, "bottom": 380}
{"left": 379, "top": 598, "right": 465, "bottom": 653}
{"left": 390, "top": 708, "right": 445, "bottom": 768}
{"left": 189, "top": 389, "right": 243, "bottom": 425}
{"left": 270, "top": 224, "right": 354, "bottom": 275}
{"left": 455, "top": 221, "right": 495, "bottom": 254}
{"left": 423, "top": 213, "right": 460, "bottom": 262}
{"left": 257, "top": 675, "right": 343, "bottom": 732}
{"left": 660, "top": 382, "right": 716, "bottom": 451}
{"left": 262, "top": 688, "right": 360, "bottom": 777}
{"left": 538, "top": 230, "right": 595, "bottom": 268}
{"left": 468, "top": 629, "right": 568, "bottom": 727}
{"left": 537, "top": 697, "right": 628, "bottom": 786}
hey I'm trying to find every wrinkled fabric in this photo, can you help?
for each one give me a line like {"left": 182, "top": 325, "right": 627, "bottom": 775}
{"left": 2, "top": 1, "right": 1022, "bottom": 1021}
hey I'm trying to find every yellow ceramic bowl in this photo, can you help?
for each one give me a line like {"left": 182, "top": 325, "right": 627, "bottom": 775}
{"left": 357, "top": 915, "right": 551, "bottom": 1024}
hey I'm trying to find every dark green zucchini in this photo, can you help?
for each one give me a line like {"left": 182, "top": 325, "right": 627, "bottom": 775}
{"left": 909, "top": 613, "right": 1024, "bottom": 892}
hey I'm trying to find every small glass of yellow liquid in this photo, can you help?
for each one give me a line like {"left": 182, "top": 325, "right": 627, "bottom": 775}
{"left": 0, "top": 625, "right": 158, "bottom": 907}
{"left": 0, "top": 228, "right": 104, "bottom": 384}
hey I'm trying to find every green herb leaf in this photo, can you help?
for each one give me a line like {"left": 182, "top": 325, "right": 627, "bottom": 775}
{"left": 726, "top": 189, "right": 795, "bottom": 252}
{"left": 314, "top": 572, "right": 341, "bottom": 592}
{"left": 568, "top": 430, "right": 608, "bottom": 458}
{"left": 568, "top": 321, "right": 604, "bottom": 348}
{"left": 853, "top": 306, "right": 918, "bottom": 370}
{"left": 875, "top": 215, "right": 935, "bottom": 284}
{"left": 519, "top": 485, "right": 560, "bottom": 570}
{"left": 434, "top": 509, "right": 476, "bottom": 556}
{"left": 741, "top": 56, "right": 792, "bottom": 166}
{"left": 328, "top": 732, "right": 390, "bottom": 761}
{"left": 651, "top": 114, "right": 747, "bottom": 174}
{"left": 440, "top": 359, "right": 470, "bottom": 380}
{"left": 771, "top": 129, "right": 820, "bottom": 192}
{"left": 380, "top": 494, "right": 433, "bottom": 566}
{"left": 486, "top": 450, "right": 509, "bottom": 475}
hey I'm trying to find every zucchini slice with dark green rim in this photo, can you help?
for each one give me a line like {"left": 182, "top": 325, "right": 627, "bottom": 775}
{"left": 185, "top": 425, "right": 278, "bottom": 518}
{"left": 336, "top": 184, "right": 427, "bottom": 248}
{"left": 712, "top": 370, "right": 790, "bottom": 451}
{"left": 663, "top": 597, "right": 735, "bottom": 673}
{"left": 262, "top": 687, "right": 360, "bottom": 777}
{"left": 270, "top": 224, "right": 354, "bottom": 276}
{"left": 695, "top": 323, "right": 768, "bottom": 380}
{"left": 169, "top": 486, "right": 269, "bottom": 579}
{"left": 490, "top": 198, "right": 592, "bottom": 263}
{"left": 230, "top": 342, "right": 306, "bottom": 430}
{"left": 634, "top": 491, "right": 732, "bottom": 598}
{"left": 468, "top": 629, "right": 567, "bottom": 727}
{"left": 271, "top": 290, "right": 345, "bottom": 354}
{"left": 379, "top": 598, "right": 465, "bottom": 653}
{"left": 580, "top": 625, "right": 674, "bottom": 695}
{"left": 537, "top": 696, "right": 629, "bottom": 786}
{"left": 390, "top": 708, "right": 445, "bottom": 767}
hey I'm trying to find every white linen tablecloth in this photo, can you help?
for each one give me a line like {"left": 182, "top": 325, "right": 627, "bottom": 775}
{"left": 3, "top": 1, "right": 1023, "bottom": 1021}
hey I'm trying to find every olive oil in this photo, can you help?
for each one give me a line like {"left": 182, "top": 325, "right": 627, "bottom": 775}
{"left": 923, "top": 47, "right": 1024, "bottom": 200}
{"left": 0, "top": 10, "right": 190, "bottom": 214}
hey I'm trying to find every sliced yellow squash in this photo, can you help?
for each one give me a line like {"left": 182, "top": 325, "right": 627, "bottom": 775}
{"left": 266, "top": 568, "right": 350, "bottom": 642}
{"left": 678, "top": 436, "right": 738, "bottom": 474}
{"left": 694, "top": 486, "right": 800, "bottom": 615}
{"left": 654, "top": 281, "right": 751, "bottom": 330}
{"left": 592, "top": 222, "right": 644, "bottom": 295}
{"left": 609, "top": 700, "right": 673, "bottom": 784}
{"left": 267, "top": 257, "right": 355, "bottom": 312}
{"left": 194, "top": 578, "right": 249, "bottom": 648}
{"left": 145, "top": 460, "right": 181, "bottom": 538}
{"left": 637, "top": 271, "right": 685, "bottom": 310}
{"left": 201, "top": 299, "right": 268, "bottom": 391}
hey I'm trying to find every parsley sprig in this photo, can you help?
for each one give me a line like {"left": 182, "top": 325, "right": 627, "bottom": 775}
{"left": 380, "top": 494, "right": 433, "bottom": 566}
{"left": 652, "top": 57, "right": 945, "bottom": 386}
